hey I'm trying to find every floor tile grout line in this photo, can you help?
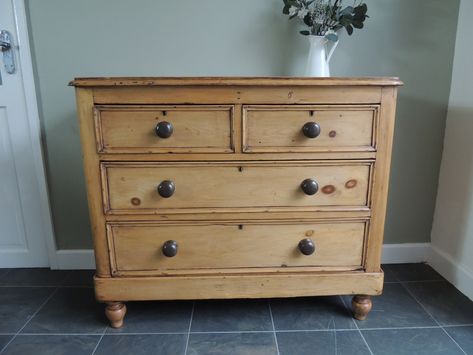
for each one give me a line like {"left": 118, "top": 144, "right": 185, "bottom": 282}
{"left": 184, "top": 301, "right": 195, "bottom": 355}
{"left": 90, "top": 325, "right": 108, "bottom": 355}
{"left": 442, "top": 324, "right": 473, "bottom": 328}
{"left": 267, "top": 301, "right": 281, "bottom": 355}
{"left": 400, "top": 282, "right": 468, "bottom": 355}
{"left": 14, "top": 332, "right": 124, "bottom": 336}
{"left": 275, "top": 329, "right": 353, "bottom": 333}
{"left": 5, "top": 324, "right": 473, "bottom": 338}
{"left": 334, "top": 320, "right": 338, "bottom": 355}
{"left": 8, "top": 324, "right": 473, "bottom": 337}
{"left": 0, "top": 287, "right": 58, "bottom": 354}
{"left": 352, "top": 319, "right": 374, "bottom": 355}
{"left": 338, "top": 295, "right": 374, "bottom": 355}
{"left": 399, "top": 282, "right": 455, "bottom": 325}
{"left": 358, "top": 326, "right": 442, "bottom": 331}
{"left": 441, "top": 328, "right": 471, "bottom": 355}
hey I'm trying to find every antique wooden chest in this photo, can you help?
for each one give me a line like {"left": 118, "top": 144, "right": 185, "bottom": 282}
{"left": 71, "top": 77, "right": 401, "bottom": 327}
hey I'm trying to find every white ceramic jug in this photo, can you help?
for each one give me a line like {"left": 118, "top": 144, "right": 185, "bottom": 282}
{"left": 305, "top": 35, "right": 339, "bottom": 77}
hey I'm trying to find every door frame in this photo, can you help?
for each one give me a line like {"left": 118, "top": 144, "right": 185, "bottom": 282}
{"left": 3, "top": 0, "right": 58, "bottom": 268}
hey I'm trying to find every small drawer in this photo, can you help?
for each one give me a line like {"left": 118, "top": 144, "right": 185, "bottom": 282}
{"left": 108, "top": 221, "right": 366, "bottom": 274}
{"left": 102, "top": 161, "right": 372, "bottom": 214}
{"left": 243, "top": 105, "right": 378, "bottom": 153}
{"left": 94, "top": 105, "right": 234, "bottom": 153}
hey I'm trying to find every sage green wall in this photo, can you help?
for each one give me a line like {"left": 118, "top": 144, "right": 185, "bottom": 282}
{"left": 26, "top": 0, "right": 459, "bottom": 249}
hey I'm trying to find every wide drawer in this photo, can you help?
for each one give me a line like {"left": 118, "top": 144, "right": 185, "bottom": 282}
{"left": 94, "top": 105, "right": 234, "bottom": 153}
{"left": 243, "top": 105, "right": 378, "bottom": 153}
{"left": 108, "top": 221, "right": 366, "bottom": 274}
{"left": 102, "top": 162, "right": 372, "bottom": 214}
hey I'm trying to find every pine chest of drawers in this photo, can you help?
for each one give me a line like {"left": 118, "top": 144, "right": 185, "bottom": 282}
{"left": 71, "top": 77, "right": 401, "bottom": 328}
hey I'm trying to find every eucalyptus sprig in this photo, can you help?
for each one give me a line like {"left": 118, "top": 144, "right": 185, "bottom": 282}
{"left": 282, "top": 0, "right": 368, "bottom": 41}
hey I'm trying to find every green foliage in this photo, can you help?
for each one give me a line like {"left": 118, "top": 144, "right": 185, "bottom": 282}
{"left": 282, "top": 0, "right": 369, "bottom": 40}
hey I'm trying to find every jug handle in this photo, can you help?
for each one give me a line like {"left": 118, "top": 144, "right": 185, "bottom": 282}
{"left": 326, "top": 40, "right": 339, "bottom": 63}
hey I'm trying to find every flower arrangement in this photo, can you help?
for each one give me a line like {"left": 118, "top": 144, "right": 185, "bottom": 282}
{"left": 282, "top": 0, "right": 368, "bottom": 41}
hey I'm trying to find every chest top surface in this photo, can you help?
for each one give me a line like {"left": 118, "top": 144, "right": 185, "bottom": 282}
{"left": 70, "top": 76, "right": 402, "bottom": 87}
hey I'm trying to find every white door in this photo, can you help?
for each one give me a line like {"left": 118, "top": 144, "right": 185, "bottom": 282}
{"left": 0, "top": 0, "right": 55, "bottom": 267}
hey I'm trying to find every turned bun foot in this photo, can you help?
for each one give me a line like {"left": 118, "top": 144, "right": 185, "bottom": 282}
{"left": 352, "top": 295, "right": 372, "bottom": 321}
{"left": 105, "top": 302, "right": 127, "bottom": 328}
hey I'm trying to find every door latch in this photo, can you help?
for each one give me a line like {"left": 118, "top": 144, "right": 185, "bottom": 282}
{"left": 0, "top": 30, "right": 16, "bottom": 74}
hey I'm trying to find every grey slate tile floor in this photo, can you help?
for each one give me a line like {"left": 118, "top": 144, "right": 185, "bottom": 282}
{"left": 0, "top": 264, "right": 472, "bottom": 355}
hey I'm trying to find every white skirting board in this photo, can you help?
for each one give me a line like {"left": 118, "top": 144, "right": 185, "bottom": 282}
{"left": 0, "top": 250, "right": 50, "bottom": 268}
{"left": 381, "top": 243, "right": 430, "bottom": 264}
{"left": 428, "top": 245, "right": 473, "bottom": 301}
{"left": 53, "top": 243, "right": 432, "bottom": 270}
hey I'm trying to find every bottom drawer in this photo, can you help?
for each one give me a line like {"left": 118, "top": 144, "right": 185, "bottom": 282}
{"left": 108, "top": 221, "right": 366, "bottom": 274}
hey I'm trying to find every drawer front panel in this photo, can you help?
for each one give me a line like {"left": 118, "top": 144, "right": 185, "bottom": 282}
{"left": 243, "top": 105, "right": 377, "bottom": 153}
{"left": 103, "top": 162, "right": 372, "bottom": 214}
{"left": 95, "top": 105, "right": 234, "bottom": 153}
{"left": 109, "top": 222, "right": 366, "bottom": 272}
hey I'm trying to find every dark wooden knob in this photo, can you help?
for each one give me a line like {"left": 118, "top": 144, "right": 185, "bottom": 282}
{"left": 155, "top": 121, "right": 173, "bottom": 138}
{"left": 157, "top": 180, "right": 175, "bottom": 198}
{"left": 302, "top": 122, "right": 321, "bottom": 138}
{"left": 162, "top": 240, "right": 178, "bottom": 257}
{"left": 301, "top": 179, "right": 319, "bottom": 195}
{"left": 298, "top": 238, "right": 315, "bottom": 255}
